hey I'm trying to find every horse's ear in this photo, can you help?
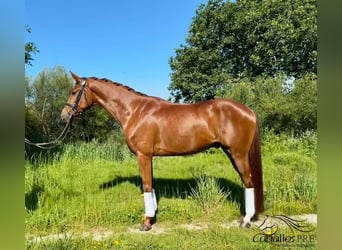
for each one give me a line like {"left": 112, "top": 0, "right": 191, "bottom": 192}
{"left": 70, "top": 71, "right": 82, "bottom": 84}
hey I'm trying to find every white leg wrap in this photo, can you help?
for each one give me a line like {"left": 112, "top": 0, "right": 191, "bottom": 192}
{"left": 152, "top": 189, "right": 157, "bottom": 211}
{"left": 144, "top": 192, "right": 156, "bottom": 217}
{"left": 245, "top": 188, "right": 255, "bottom": 217}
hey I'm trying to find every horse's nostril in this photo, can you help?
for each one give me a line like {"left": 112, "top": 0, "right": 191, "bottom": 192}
{"left": 60, "top": 111, "right": 68, "bottom": 122}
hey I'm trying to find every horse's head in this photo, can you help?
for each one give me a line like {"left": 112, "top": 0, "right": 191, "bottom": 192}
{"left": 60, "top": 72, "right": 94, "bottom": 122}
{"left": 257, "top": 215, "right": 279, "bottom": 235}
{"left": 257, "top": 214, "right": 315, "bottom": 235}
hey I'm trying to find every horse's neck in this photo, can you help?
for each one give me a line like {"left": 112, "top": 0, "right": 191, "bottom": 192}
{"left": 89, "top": 81, "right": 140, "bottom": 127}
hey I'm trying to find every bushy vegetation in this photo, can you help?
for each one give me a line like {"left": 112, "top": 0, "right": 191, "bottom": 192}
{"left": 220, "top": 73, "right": 317, "bottom": 134}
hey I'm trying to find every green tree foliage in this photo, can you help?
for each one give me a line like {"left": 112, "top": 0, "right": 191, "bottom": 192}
{"left": 221, "top": 73, "right": 317, "bottom": 134}
{"left": 25, "top": 25, "right": 39, "bottom": 66}
{"left": 25, "top": 66, "right": 73, "bottom": 147}
{"left": 169, "top": 0, "right": 317, "bottom": 102}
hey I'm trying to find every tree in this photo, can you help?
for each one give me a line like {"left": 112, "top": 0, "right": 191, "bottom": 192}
{"left": 169, "top": 0, "right": 317, "bottom": 102}
{"left": 25, "top": 25, "right": 39, "bottom": 66}
{"left": 221, "top": 73, "right": 317, "bottom": 134}
{"left": 25, "top": 66, "right": 74, "bottom": 143}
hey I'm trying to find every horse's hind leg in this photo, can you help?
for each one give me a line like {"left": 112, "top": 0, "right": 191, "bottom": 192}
{"left": 223, "top": 148, "right": 255, "bottom": 227}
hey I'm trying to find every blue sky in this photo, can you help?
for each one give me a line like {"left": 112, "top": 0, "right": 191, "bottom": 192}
{"left": 25, "top": 0, "right": 208, "bottom": 99}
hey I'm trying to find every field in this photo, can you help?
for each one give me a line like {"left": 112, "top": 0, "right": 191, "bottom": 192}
{"left": 25, "top": 130, "right": 317, "bottom": 249}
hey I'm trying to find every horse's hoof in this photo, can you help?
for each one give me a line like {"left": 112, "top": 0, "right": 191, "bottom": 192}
{"left": 139, "top": 223, "right": 152, "bottom": 231}
{"left": 239, "top": 221, "right": 251, "bottom": 228}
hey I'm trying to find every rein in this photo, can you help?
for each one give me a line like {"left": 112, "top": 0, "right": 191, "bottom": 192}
{"left": 24, "top": 79, "right": 87, "bottom": 149}
{"left": 24, "top": 117, "right": 72, "bottom": 149}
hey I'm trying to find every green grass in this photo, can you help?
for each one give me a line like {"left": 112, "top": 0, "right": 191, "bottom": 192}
{"left": 27, "top": 227, "right": 315, "bottom": 250}
{"left": 25, "top": 131, "right": 317, "bottom": 249}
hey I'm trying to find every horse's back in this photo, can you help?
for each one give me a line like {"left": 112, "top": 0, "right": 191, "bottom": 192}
{"left": 127, "top": 98, "right": 256, "bottom": 156}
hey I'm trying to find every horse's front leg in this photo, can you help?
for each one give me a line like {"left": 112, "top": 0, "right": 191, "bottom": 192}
{"left": 137, "top": 152, "right": 157, "bottom": 231}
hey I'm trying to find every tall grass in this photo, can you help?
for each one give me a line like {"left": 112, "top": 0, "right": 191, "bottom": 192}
{"left": 190, "top": 175, "right": 230, "bottom": 213}
{"left": 25, "top": 130, "right": 317, "bottom": 249}
{"left": 62, "top": 139, "right": 133, "bottom": 163}
{"left": 261, "top": 130, "right": 317, "bottom": 214}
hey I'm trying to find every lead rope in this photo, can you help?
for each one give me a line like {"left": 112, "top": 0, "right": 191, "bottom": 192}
{"left": 24, "top": 114, "right": 73, "bottom": 149}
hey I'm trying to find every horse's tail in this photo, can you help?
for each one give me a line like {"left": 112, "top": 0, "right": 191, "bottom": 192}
{"left": 249, "top": 122, "right": 264, "bottom": 215}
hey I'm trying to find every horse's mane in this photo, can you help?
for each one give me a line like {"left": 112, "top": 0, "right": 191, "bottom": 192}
{"left": 89, "top": 77, "right": 167, "bottom": 101}
{"left": 89, "top": 77, "right": 149, "bottom": 97}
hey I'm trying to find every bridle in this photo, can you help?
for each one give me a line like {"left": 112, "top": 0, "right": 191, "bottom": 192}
{"left": 64, "top": 78, "right": 89, "bottom": 117}
{"left": 24, "top": 78, "right": 88, "bottom": 149}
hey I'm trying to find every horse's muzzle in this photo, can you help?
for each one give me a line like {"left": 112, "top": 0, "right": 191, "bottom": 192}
{"left": 60, "top": 107, "right": 71, "bottom": 122}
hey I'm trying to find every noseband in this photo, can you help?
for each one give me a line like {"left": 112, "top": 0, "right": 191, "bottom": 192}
{"left": 65, "top": 78, "right": 89, "bottom": 118}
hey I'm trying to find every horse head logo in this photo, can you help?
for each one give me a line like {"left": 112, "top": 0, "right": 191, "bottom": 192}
{"left": 257, "top": 215, "right": 279, "bottom": 236}
{"left": 258, "top": 215, "right": 315, "bottom": 234}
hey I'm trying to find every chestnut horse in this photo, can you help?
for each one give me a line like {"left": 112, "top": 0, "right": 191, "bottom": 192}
{"left": 61, "top": 72, "right": 264, "bottom": 231}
